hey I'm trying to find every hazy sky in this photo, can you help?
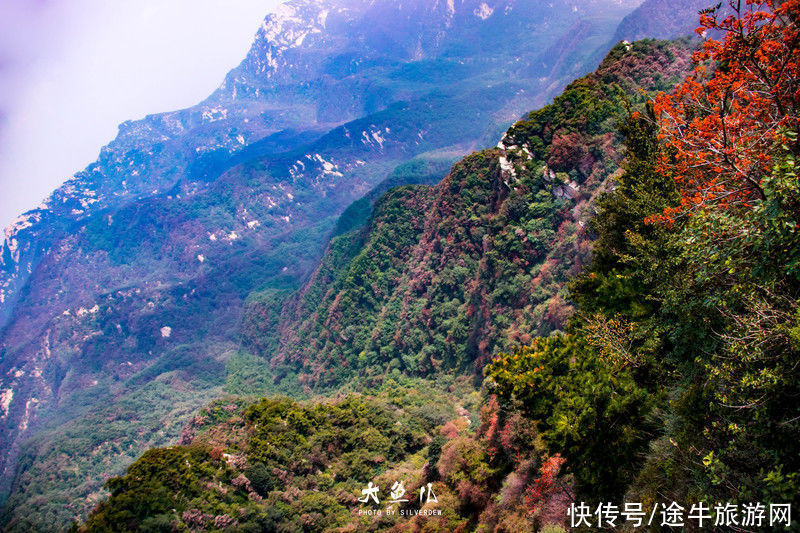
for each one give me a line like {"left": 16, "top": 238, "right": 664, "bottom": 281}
{"left": 0, "top": 0, "right": 283, "bottom": 231}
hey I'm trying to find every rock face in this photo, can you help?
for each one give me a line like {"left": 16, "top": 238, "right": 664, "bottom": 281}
{"left": 0, "top": 0, "right": 709, "bottom": 530}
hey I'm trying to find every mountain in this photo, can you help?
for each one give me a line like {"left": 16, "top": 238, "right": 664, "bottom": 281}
{"left": 0, "top": 0, "right": 645, "bottom": 326}
{"left": 1, "top": 0, "right": 671, "bottom": 529}
{"left": 68, "top": 2, "right": 800, "bottom": 528}
{"left": 75, "top": 38, "right": 697, "bottom": 532}
{"left": 241, "top": 38, "right": 694, "bottom": 391}
{"left": 612, "top": 0, "right": 717, "bottom": 42}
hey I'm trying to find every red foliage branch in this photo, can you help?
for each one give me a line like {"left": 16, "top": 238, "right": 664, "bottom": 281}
{"left": 650, "top": 0, "right": 800, "bottom": 222}
{"left": 524, "top": 454, "right": 567, "bottom": 511}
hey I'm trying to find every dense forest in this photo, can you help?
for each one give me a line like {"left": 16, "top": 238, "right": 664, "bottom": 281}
{"left": 239, "top": 38, "right": 694, "bottom": 391}
{"left": 75, "top": 1, "right": 799, "bottom": 531}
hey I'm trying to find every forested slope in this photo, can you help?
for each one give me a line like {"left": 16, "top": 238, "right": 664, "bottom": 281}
{"left": 242, "top": 39, "right": 694, "bottom": 390}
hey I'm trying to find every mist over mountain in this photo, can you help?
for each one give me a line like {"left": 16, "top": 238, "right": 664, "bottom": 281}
{"left": 0, "top": 0, "right": 713, "bottom": 529}
{"left": 613, "top": 0, "right": 718, "bottom": 42}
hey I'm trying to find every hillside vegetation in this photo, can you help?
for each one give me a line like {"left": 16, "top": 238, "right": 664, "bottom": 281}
{"left": 76, "top": 1, "right": 800, "bottom": 530}
{"left": 0, "top": 3, "right": 656, "bottom": 528}
{"left": 243, "top": 39, "right": 694, "bottom": 390}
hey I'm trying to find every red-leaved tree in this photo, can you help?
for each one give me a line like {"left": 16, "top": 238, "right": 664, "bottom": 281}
{"left": 651, "top": 0, "right": 800, "bottom": 222}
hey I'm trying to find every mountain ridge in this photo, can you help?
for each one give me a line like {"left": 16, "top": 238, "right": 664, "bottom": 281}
{"left": 72, "top": 38, "right": 698, "bottom": 532}
{"left": 242, "top": 38, "right": 694, "bottom": 391}
{"left": 0, "top": 1, "right": 710, "bottom": 529}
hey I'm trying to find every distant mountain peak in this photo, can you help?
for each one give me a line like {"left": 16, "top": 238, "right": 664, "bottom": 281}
{"left": 613, "top": 0, "right": 713, "bottom": 42}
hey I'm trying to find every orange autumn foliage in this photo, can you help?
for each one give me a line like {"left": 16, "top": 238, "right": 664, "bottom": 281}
{"left": 651, "top": 0, "right": 800, "bottom": 222}
{"left": 524, "top": 454, "right": 567, "bottom": 510}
